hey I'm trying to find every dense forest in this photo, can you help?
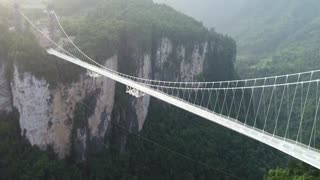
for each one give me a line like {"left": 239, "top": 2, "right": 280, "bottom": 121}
{"left": 0, "top": 0, "right": 319, "bottom": 179}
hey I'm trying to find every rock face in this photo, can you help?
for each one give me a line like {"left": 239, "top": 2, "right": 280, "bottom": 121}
{"left": 0, "top": 60, "right": 12, "bottom": 113}
{"left": 11, "top": 56, "right": 117, "bottom": 158}
{"left": 180, "top": 42, "right": 208, "bottom": 81}
{"left": 123, "top": 38, "right": 210, "bottom": 132}
{"left": 7, "top": 37, "right": 214, "bottom": 158}
{"left": 153, "top": 38, "right": 208, "bottom": 81}
{"left": 155, "top": 38, "right": 173, "bottom": 73}
{"left": 12, "top": 66, "right": 52, "bottom": 149}
{"left": 134, "top": 54, "right": 152, "bottom": 130}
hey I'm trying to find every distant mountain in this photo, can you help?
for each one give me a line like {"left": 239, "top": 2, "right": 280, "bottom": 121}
{"left": 224, "top": 0, "right": 320, "bottom": 54}
{"left": 223, "top": 0, "right": 320, "bottom": 78}
{"left": 153, "top": 0, "right": 246, "bottom": 31}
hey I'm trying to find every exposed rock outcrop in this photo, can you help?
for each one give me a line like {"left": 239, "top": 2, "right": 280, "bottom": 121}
{"left": 11, "top": 56, "right": 117, "bottom": 158}
{"left": 135, "top": 54, "right": 152, "bottom": 130}
{"left": 0, "top": 61, "right": 12, "bottom": 113}
{"left": 180, "top": 42, "right": 208, "bottom": 81}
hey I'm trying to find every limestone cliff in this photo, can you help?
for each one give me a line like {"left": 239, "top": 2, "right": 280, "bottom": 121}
{"left": 11, "top": 56, "right": 117, "bottom": 158}
{"left": 0, "top": 60, "right": 12, "bottom": 113}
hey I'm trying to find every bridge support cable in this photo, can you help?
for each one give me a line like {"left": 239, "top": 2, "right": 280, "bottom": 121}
{"left": 193, "top": 83, "right": 201, "bottom": 105}
{"left": 263, "top": 77, "right": 277, "bottom": 132}
{"left": 273, "top": 76, "right": 288, "bottom": 136}
{"left": 309, "top": 80, "right": 320, "bottom": 148}
{"left": 297, "top": 72, "right": 314, "bottom": 143}
{"left": 253, "top": 78, "right": 267, "bottom": 128}
{"left": 274, "top": 83, "right": 277, "bottom": 131}
{"left": 18, "top": 9, "right": 79, "bottom": 60}
{"left": 228, "top": 81, "right": 239, "bottom": 119}
{"left": 199, "top": 83, "right": 207, "bottom": 107}
{"left": 206, "top": 83, "right": 215, "bottom": 110}
{"left": 284, "top": 74, "right": 301, "bottom": 140}
{"left": 245, "top": 80, "right": 257, "bottom": 125}
{"left": 176, "top": 82, "right": 183, "bottom": 99}
{"left": 316, "top": 81, "right": 319, "bottom": 147}
{"left": 213, "top": 82, "right": 222, "bottom": 113}
{"left": 236, "top": 81, "right": 247, "bottom": 120}
{"left": 220, "top": 81, "right": 230, "bottom": 117}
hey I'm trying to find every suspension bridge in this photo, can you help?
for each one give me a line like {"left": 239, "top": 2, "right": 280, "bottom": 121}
{"left": 17, "top": 9, "right": 320, "bottom": 169}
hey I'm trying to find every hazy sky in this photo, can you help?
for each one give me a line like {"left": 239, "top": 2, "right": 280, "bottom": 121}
{"left": 153, "top": 0, "right": 246, "bottom": 31}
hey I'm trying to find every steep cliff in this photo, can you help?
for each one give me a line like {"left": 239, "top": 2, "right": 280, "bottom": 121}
{"left": 0, "top": 60, "right": 12, "bottom": 113}
{"left": 0, "top": 6, "right": 12, "bottom": 114}
{"left": 11, "top": 56, "right": 117, "bottom": 158}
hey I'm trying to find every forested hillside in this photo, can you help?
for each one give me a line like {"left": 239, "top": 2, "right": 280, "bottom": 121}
{"left": 225, "top": 0, "right": 320, "bottom": 79}
{"left": 154, "top": 0, "right": 245, "bottom": 31}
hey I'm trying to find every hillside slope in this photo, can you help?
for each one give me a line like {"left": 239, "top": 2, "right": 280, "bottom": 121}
{"left": 154, "top": 0, "right": 246, "bottom": 31}
{"left": 223, "top": 0, "right": 320, "bottom": 78}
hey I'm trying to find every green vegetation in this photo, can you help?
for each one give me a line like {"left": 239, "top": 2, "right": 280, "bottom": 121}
{"left": 226, "top": 0, "right": 320, "bottom": 79}
{"left": 59, "top": 0, "right": 238, "bottom": 82}
{"left": 54, "top": 0, "right": 100, "bottom": 15}
{"left": 9, "top": 32, "right": 85, "bottom": 86}
{"left": 118, "top": 98, "right": 285, "bottom": 179}
{"left": 0, "top": 101, "right": 285, "bottom": 180}
{"left": 267, "top": 161, "right": 320, "bottom": 180}
{"left": 60, "top": 0, "right": 210, "bottom": 62}
{"left": 0, "top": 111, "right": 82, "bottom": 180}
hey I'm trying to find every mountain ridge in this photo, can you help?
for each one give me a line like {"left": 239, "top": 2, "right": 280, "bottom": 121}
{"left": 221, "top": 0, "right": 320, "bottom": 78}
